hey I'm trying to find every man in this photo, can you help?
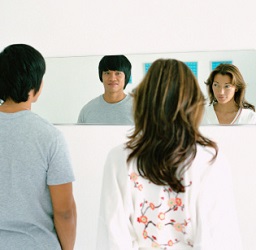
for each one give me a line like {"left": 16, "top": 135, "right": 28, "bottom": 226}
{"left": 0, "top": 44, "right": 77, "bottom": 250}
{"left": 77, "top": 55, "right": 133, "bottom": 124}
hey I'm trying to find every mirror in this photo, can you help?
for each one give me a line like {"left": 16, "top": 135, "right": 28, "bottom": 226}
{"left": 32, "top": 50, "right": 256, "bottom": 124}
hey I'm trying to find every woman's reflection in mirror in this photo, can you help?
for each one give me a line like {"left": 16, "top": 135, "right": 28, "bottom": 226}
{"left": 96, "top": 59, "right": 242, "bottom": 249}
{"left": 202, "top": 63, "right": 256, "bottom": 124}
{"left": 77, "top": 55, "right": 134, "bottom": 125}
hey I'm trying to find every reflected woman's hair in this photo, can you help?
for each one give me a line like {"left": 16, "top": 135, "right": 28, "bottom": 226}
{"left": 205, "top": 63, "right": 255, "bottom": 111}
{"left": 126, "top": 58, "right": 218, "bottom": 193}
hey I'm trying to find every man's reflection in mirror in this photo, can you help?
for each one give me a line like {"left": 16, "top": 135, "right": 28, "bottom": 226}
{"left": 77, "top": 55, "right": 134, "bottom": 124}
{"left": 201, "top": 63, "right": 256, "bottom": 125}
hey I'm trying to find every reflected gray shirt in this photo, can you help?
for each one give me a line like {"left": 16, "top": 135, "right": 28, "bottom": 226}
{"left": 0, "top": 110, "right": 75, "bottom": 250}
{"left": 77, "top": 94, "right": 134, "bottom": 125}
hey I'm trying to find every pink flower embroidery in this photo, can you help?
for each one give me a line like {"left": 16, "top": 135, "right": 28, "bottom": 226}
{"left": 133, "top": 174, "right": 192, "bottom": 248}
{"left": 168, "top": 240, "right": 174, "bottom": 246}
{"left": 175, "top": 198, "right": 182, "bottom": 206}
{"left": 174, "top": 223, "right": 184, "bottom": 232}
{"left": 142, "top": 230, "right": 148, "bottom": 239}
{"left": 158, "top": 212, "right": 165, "bottom": 220}
{"left": 156, "top": 222, "right": 164, "bottom": 230}
{"left": 152, "top": 242, "right": 160, "bottom": 247}
{"left": 149, "top": 203, "right": 155, "bottom": 210}
{"left": 130, "top": 172, "right": 138, "bottom": 181}
{"left": 138, "top": 215, "right": 148, "bottom": 224}
{"left": 167, "top": 198, "right": 176, "bottom": 208}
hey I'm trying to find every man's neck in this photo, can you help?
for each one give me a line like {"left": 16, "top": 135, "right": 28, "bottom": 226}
{"left": 0, "top": 100, "right": 31, "bottom": 113}
{"left": 103, "top": 92, "right": 126, "bottom": 103}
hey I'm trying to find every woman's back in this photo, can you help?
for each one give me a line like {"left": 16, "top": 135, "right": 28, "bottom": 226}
{"left": 97, "top": 143, "right": 241, "bottom": 250}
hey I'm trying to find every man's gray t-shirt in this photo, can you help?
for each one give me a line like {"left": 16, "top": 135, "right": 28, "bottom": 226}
{"left": 77, "top": 94, "right": 133, "bottom": 124}
{"left": 0, "top": 110, "right": 75, "bottom": 250}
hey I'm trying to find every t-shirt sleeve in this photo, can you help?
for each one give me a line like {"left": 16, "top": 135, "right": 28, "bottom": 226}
{"left": 46, "top": 131, "right": 75, "bottom": 185}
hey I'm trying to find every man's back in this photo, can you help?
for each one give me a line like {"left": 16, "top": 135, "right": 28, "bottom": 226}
{"left": 0, "top": 110, "right": 75, "bottom": 250}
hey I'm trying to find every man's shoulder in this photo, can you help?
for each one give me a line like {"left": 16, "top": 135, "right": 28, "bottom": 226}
{"left": 81, "top": 95, "right": 103, "bottom": 109}
{"left": 119, "top": 93, "right": 133, "bottom": 105}
{"left": 86, "top": 95, "right": 103, "bottom": 105}
{"left": 125, "top": 93, "right": 133, "bottom": 101}
{"left": 78, "top": 95, "right": 105, "bottom": 121}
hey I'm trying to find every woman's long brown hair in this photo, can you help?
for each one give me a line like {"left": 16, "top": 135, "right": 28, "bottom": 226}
{"left": 126, "top": 59, "right": 218, "bottom": 193}
{"left": 205, "top": 63, "right": 255, "bottom": 111}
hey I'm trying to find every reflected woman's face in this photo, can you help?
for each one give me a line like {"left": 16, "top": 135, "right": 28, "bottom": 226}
{"left": 212, "top": 74, "right": 236, "bottom": 104}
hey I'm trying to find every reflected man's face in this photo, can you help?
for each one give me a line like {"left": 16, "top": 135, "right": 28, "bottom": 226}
{"left": 102, "top": 70, "right": 125, "bottom": 94}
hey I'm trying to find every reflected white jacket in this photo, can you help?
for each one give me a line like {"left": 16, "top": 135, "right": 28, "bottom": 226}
{"left": 96, "top": 144, "right": 242, "bottom": 250}
{"left": 201, "top": 104, "right": 256, "bottom": 125}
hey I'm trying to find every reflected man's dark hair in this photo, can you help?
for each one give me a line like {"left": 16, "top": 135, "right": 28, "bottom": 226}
{"left": 205, "top": 63, "right": 255, "bottom": 111}
{"left": 98, "top": 55, "right": 131, "bottom": 89}
{"left": 0, "top": 44, "right": 46, "bottom": 103}
{"left": 126, "top": 59, "right": 218, "bottom": 193}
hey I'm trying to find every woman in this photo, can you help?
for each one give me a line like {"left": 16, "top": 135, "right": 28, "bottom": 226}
{"left": 202, "top": 63, "right": 256, "bottom": 124}
{"left": 97, "top": 59, "right": 242, "bottom": 249}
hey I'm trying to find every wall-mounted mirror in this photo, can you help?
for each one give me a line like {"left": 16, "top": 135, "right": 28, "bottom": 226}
{"left": 32, "top": 50, "right": 256, "bottom": 124}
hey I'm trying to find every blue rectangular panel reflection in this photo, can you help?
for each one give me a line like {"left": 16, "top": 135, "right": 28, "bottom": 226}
{"left": 144, "top": 62, "right": 198, "bottom": 78}
{"left": 211, "top": 61, "right": 232, "bottom": 70}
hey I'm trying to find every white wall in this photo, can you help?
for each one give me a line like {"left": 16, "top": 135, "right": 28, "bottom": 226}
{"left": 1, "top": 0, "right": 256, "bottom": 57}
{"left": 58, "top": 125, "right": 256, "bottom": 250}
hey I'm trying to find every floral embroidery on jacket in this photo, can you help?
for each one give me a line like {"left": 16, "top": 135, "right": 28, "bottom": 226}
{"left": 129, "top": 171, "right": 193, "bottom": 248}
{"left": 129, "top": 172, "right": 143, "bottom": 191}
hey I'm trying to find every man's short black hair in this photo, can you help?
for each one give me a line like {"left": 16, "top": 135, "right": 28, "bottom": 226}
{"left": 0, "top": 44, "right": 46, "bottom": 103}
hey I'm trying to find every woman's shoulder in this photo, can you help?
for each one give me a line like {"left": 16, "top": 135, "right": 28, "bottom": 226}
{"left": 201, "top": 104, "right": 218, "bottom": 125}
{"left": 105, "top": 143, "right": 131, "bottom": 169}
{"left": 239, "top": 108, "right": 256, "bottom": 124}
{"left": 192, "top": 144, "right": 229, "bottom": 177}
{"left": 202, "top": 103, "right": 213, "bottom": 113}
{"left": 193, "top": 144, "right": 216, "bottom": 166}
{"left": 108, "top": 143, "right": 129, "bottom": 156}
{"left": 241, "top": 108, "right": 256, "bottom": 115}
